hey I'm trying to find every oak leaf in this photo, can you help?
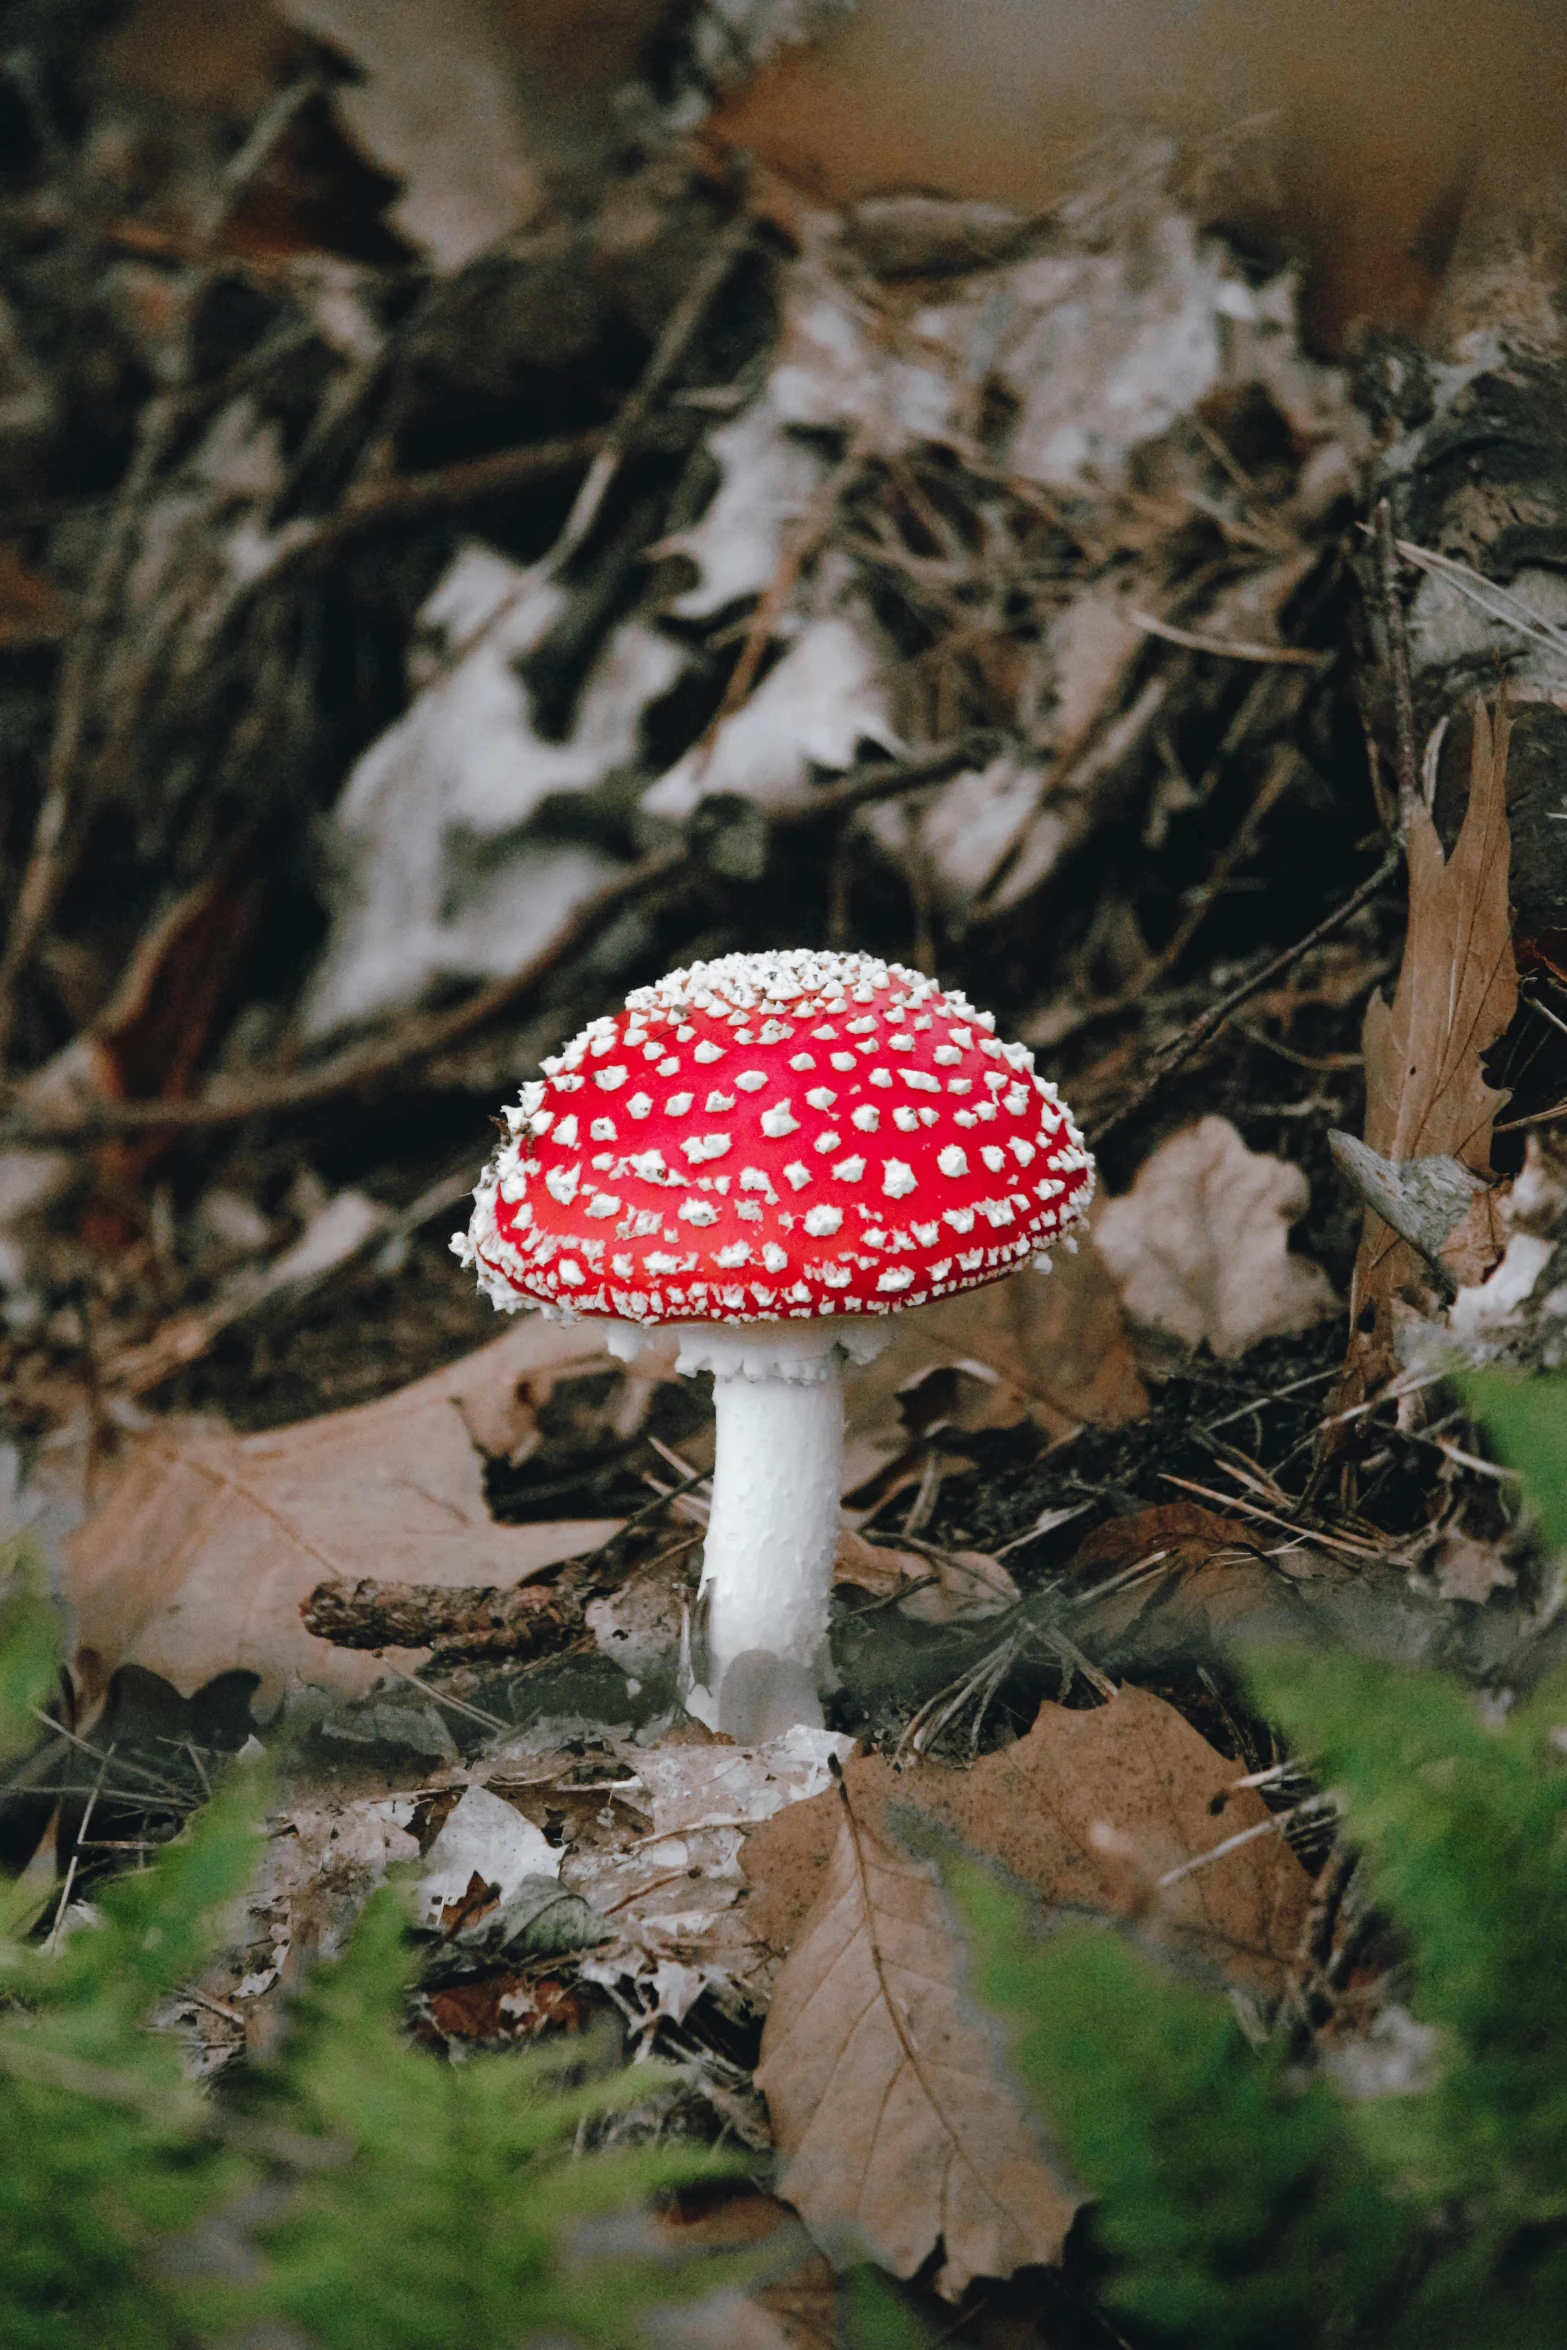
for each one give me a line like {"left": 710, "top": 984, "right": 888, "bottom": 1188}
{"left": 1339, "top": 696, "right": 1517, "bottom": 1409}
{"left": 1094, "top": 1116, "right": 1338, "bottom": 1359}
{"left": 751, "top": 1687, "right": 1309, "bottom": 2295}
{"left": 64, "top": 1316, "right": 642, "bottom": 1711}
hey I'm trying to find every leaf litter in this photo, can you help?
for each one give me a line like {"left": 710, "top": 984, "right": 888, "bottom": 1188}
{"left": 6, "top": 26, "right": 1567, "bottom": 2342}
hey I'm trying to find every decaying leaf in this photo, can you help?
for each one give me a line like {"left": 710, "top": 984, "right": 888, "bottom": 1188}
{"left": 751, "top": 1685, "right": 1309, "bottom": 2294}
{"left": 1339, "top": 697, "right": 1518, "bottom": 1408}
{"left": 63, "top": 1316, "right": 641, "bottom": 1710}
{"left": 840, "top": 1241, "right": 1147, "bottom": 1494}
{"left": 755, "top": 1775, "right": 1080, "bottom": 2298}
{"left": 278, "top": 0, "right": 546, "bottom": 270}
{"left": 1094, "top": 1116, "right": 1339, "bottom": 1359}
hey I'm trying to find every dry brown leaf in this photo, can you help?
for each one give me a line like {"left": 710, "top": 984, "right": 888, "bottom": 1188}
{"left": 1094, "top": 1117, "right": 1339, "bottom": 1359}
{"left": 1340, "top": 696, "right": 1518, "bottom": 1408}
{"left": 754, "top": 1776, "right": 1081, "bottom": 2297}
{"left": 1065, "top": 1499, "right": 1305, "bottom": 1649}
{"left": 1431, "top": 1529, "right": 1516, "bottom": 1605}
{"left": 840, "top": 1245, "right": 1147, "bottom": 1492}
{"left": 64, "top": 1316, "right": 646, "bottom": 1710}
{"left": 277, "top": 0, "right": 546, "bottom": 269}
{"left": 750, "top": 1686, "right": 1309, "bottom": 2294}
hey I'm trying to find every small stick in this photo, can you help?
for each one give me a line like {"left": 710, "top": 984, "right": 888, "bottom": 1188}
{"left": 1374, "top": 498, "right": 1421, "bottom": 837}
{"left": 1086, "top": 846, "right": 1403, "bottom": 1148}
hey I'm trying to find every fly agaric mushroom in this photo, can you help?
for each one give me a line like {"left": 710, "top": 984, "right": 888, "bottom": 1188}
{"left": 453, "top": 950, "right": 1093, "bottom": 1720}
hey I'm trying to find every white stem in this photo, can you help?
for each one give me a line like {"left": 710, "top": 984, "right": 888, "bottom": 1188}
{"left": 700, "top": 1341, "right": 844, "bottom": 1692}
{"left": 608, "top": 1317, "right": 885, "bottom": 1714}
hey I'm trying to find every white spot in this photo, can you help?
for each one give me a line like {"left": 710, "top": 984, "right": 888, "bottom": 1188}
{"left": 737, "top": 1201, "right": 763, "bottom": 1222}
{"left": 804, "top": 1204, "right": 843, "bottom": 1236}
{"left": 790, "top": 1052, "right": 815, "bottom": 1071}
{"left": 666, "top": 1093, "right": 694, "bottom": 1115}
{"left": 933, "top": 1045, "right": 963, "bottom": 1065}
{"left": 629, "top": 1150, "right": 669, "bottom": 1182}
{"left": 646, "top": 1251, "right": 681, "bottom": 1275}
{"left": 1005, "top": 1084, "right": 1031, "bottom": 1114}
{"left": 740, "top": 1166, "right": 775, "bottom": 1193}
{"left": 869, "top": 1069, "right": 894, "bottom": 1089}
{"left": 761, "top": 1101, "right": 799, "bottom": 1137}
{"left": 845, "top": 1016, "right": 878, "bottom": 1034}
{"left": 585, "top": 1193, "right": 620, "bottom": 1218}
{"left": 943, "top": 1206, "right": 976, "bottom": 1232}
{"left": 888, "top": 1032, "right": 917, "bottom": 1052}
{"left": 822, "top": 1264, "right": 852, "bottom": 1288}
{"left": 830, "top": 1053, "right": 857, "bottom": 1072}
{"left": 680, "top": 1199, "right": 719, "bottom": 1226}
{"left": 982, "top": 1145, "right": 1007, "bottom": 1172}
{"left": 805, "top": 1087, "right": 837, "bottom": 1111}
{"left": 780, "top": 1160, "right": 809, "bottom": 1190}
{"left": 682, "top": 1132, "right": 733, "bottom": 1162}
{"left": 832, "top": 1154, "right": 867, "bottom": 1181}
{"left": 851, "top": 1105, "right": 881, "bottom": 1133}
{"left": 811, "top": 1024, "right": 838, "bottom": 1039}
{"left": 948, "top": 1025, "right": 973, "bottom": 1046}
{"left": 554, "top": 1115, "right": 580, "bottom": 1148}
{"left": 958, "top": 1247, "right": 985, "bottom": 1271}
{"left": 705, "top": 1090, "right": 736, "bottom": 1112}
{"left": 893, "top": 1106, "right": 919, "bottom": 1132}
{"left": 735, "top": 1070, "right": 768, "bottom": 1092}
{"left": 877, "top": 1267, "right": 916, "bottom": 1292}
{"left": 716, "top": 1241, "right": 751, "bottom": 1268}
{"left": 979, "top": 1198, "right": 1016, "bottom": 1226}
{"left": 545, "top": 1165, "right": 582, "bottom": 1205}
{"left": 594, "top": 1067, "right": 629, "bottom": 1092}
{"left": 814, "top": 1129, "right": 842, "bottom": 1155}
{"left": 901, "top": 1070, "right": 940, "bottom": 1094}
{"left": 883, "top": 1160, "right": 917, "bottom": 1199}
{"left": 948, "top": 1077, "right": 973, "bottom": 1095}
{"left": 658, "top": 1056, "right": 680, "bottom": 1076}
{"left": 912, "top": 1221, "right": 939, "bottom": 1244}
{"left": 762, "top": 1243, "right": 789, "bottom": 1273}
{"left": 1010, "top": 1138, "right": 1035, "bottom": 1166}
{"left": 693, "top": 1040, "right": 726, "bottom": 1063}
{"left": 627, "top": 1092, "right": 653, "bottom": 1119}
{"left": 938, "top": 1145, "right": 969, "bottom": 1177}
{"left": 590, "top": 1117, "right": 617, "bottom": 1142}
{"left": 918, "top": 1108, "right": 939, "bottom": 1127}
{"left": 612, "top": 1253, "right": 634, "bottom": 1276}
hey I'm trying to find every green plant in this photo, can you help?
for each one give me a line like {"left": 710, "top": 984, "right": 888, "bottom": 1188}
{"left": 0, "top": 1533, "right": 731, "bottom": 2348}
{"left": 953, "top": 1374, "right": 1567, "bottom": 2348}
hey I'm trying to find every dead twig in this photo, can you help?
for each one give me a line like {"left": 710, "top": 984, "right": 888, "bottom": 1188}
{"left": 1128, "top": 609, "right": 1328, "bottom": 667}
{"left": 1373, "top": 500, "right": 1421, "bottom": 840}
{"left": 0, "top": 738, "right": 989, "bottom": 1151}
{"left": 1087, "top": 846, "right": 1403, "bottom": 1148}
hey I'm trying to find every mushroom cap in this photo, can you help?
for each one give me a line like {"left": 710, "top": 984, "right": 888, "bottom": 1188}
{"left": 455, "top": 949, "right": 1093, "bottom": 1326}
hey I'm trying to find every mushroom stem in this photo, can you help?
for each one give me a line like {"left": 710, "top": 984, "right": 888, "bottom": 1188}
{"left": 700, "top": 1341, "right": 844, "bottom": 1693}
{"left": 610, "top": 1318, "right": 883, "bottom": 1717}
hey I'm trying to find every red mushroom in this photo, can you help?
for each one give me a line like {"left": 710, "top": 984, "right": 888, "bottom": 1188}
{"left": 453, "top": 950, "right": 1093, "bottom": 1721}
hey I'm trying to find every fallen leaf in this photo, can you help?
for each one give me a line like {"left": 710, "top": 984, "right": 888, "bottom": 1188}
{"left": 1338, "top": 696, "right": 1517, "bottom": 1410}
{"left": 1431, "top": 1530, "right": 1516, "bottom": 1605}
{"left": 63, "top": 1316, "right": 632, "bottom": 1710}
{"left": 840, "top": 1245, "right": 1147, "bottom": 1493}
{"left": 750, "top": 1687, "right": 1310, "bottom": 2293}
{"left": 1065, "top": 1500, "right": 1299, "bottom": 1648}
{"left": 755, "top": 1774, "right": 1081, "bottom": 2296}
{"left": 1094, "top": 1116, "right": 1339, "bottom": 1359}
{"left": 417, "top": 1784, "right": 558, "bottom": 1932}
{"left": 424, "top": 1973, "right": 592, "bottom": 2044}
{"left": 277, "top": 0, "right": 545, "bottom": 270}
